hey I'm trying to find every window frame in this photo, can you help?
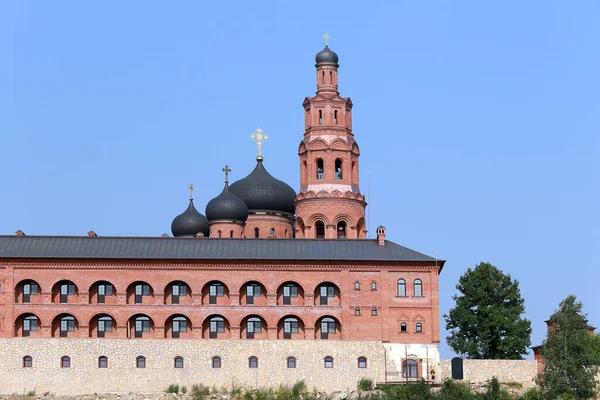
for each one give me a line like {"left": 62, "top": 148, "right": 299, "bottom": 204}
{"left": 416, "top": 322, "right": 423, "bottom": 333}
{"left": 371, "top": 306, "right": 378, "bottom": 316}
{"left": 414, "top": 279, "right": 423, "bottom": 297}
{"left": 324, "top": 356, "right": 334, "bottom": 368}
{"left": 371, "top": 281, "right": 377, "bottom": 291}
{"left": 136, "top": 356, "right": 146, "bottom": 369}
{"left": 98, "top": 356, "right": 108, "bottom": 368}
{"left": 403, "top": 359, "right": 419, "bottom": 378}
{"left": 174, "top": 356, "right": 184, "bottom": 369}
{"left": 287, "top": 356, "right": 296, "bottom": 369}
{"left": 248, "top": 356, "right": 258, "bottom": 369}
{"left": 400, "top": 322, "right": 407, "bottom": 333}
{"left": 357, "top": 356, "right": 367, "bottom": 369}
{"left": 23, "top": 355, "right": 33, "bottom": 368}
{"left": 61, "top": 356, "right": 71, "bottom": 368}
{"left": 355, "top": 307, "right": 361, "bottom": 316}
{"left": 212, "top": 356, "right": 222, "bottom": 368}
{"left": 397, "top": 279, "right": 406, "bottom": 297}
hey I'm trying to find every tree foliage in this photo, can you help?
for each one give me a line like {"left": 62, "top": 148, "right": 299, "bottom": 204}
{"left": 537, "top": 295, "right": 599, "bottom": 400}
{"left": 444, "top": 262, "right": 532, "bottom": 359}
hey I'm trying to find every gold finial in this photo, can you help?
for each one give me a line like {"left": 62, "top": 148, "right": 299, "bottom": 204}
{"left": 222, "top": 165, "right": 232, "bottom": 184}
{"left": 322, "top": 32, "right": 330, "bottom": 47}
{"left": 187, "top": 183, "right": 195, "bottom": 200}
{"left": 250, "top": 127, "right": 269, "bottom": 160}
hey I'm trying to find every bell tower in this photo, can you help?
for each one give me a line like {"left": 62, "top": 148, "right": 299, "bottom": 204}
{"left": 295, "top": 36, "right": 367, "bottom": 239}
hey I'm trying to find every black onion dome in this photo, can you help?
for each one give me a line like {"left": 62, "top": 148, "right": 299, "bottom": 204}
{"left": 171, "top": 200, "right": 210, "bottom": 237}
{"left": 315, "top": 46, "right": 339, "bottom": 65}
{"left": 229, "top": 160, "right": 296, "bottom": 215}
{"left": 205, "top": 183, "right": 249, "bottom": 222}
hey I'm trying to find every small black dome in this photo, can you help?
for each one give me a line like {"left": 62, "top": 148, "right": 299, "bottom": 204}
{"left": 206, "top": 183, "right": 249, "bottom": 223}
{"left": 315, "top": 46, "right": 339, "bottom": 65}
{"left": 171, "top": 200, "right": 209, "bottom": 237}
{"left": 229, "top": 159, "right": 296, "bottom": 215}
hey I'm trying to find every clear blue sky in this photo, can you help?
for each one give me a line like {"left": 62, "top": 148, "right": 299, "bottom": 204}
{"left": 1, "top": 1, "right": 598, "bottom": 358}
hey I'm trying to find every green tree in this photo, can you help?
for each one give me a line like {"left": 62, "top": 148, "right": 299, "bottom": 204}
{"left": 444, "top": 262, "right": 532, "bottom": 359}
{"left": 537, "top": 295, "right": 599, "bottom": 400}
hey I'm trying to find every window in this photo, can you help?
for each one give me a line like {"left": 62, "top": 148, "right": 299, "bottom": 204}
{"left": 315, "top": 221, "right": 325, "bottom": 239}
{"left": 174, "top": 356, "right": 184, "bottom": 369}
{"left": 246, "top": 317, "right": 262, "bottom": 339}
{"left": 400, "top": 322, "right": 407, "bottom": 333}
{"left": 23, "top": 355, "right": 33, "bottom": 368}
{"left": 357, "top": 357, "right": 367, "bottom": 369}
{"left": 21, "top": 281, "right": 38, "bottom": 303}
{"left": 397, "top": 279, "right": 406, "bottom": 297}
{"left": 23, "top": 315, "right": 38, "bottom": 337}
{"left": 134, "top": 283, "right": 151, "bottom": 304}
{"left": 245, "top": 283, "right": 261, "bottom": 305}
{"left": 282, "top": 283, "right": 298, "bottom": 305}
{"left": 371, "top": 306, "right": 378, "bottom": 316}
{"left": 97, "top": 316, "right": 113, "bottom": 338}
{"left": 316, "top": 159, "right": 324, "bottom": 180}
{"left": 60, "top": 282, "right": 76, "bottom": 303}
{"left": 287, "top": 356, "right": 296, "bottom": 368}
{"left": 254, "top": 228, "right": 260, "bottom": 238}
{"left": 98, "top": 356, "right": 108, "bottom": 368}
{"left": 414, "top": 279, "right": 423, "bottom": 297}
{"left": 320, "top": 317, "right": 336, "bottom": 339}
{"left": 371, "top": 282, "right": 377, "bottom": 291}
{"left": 134, "top": 316, "right": 151, "bottom": 338}
{"left": 324, "top": 356, "right": 334, "bottom": 368}
{"left": 403, "top": 360, "right": 418, "bottom": 378}
{"left": 319, "top": 284, "right": 335, "bottom": 305}
{"left": 209, "top": 283, "right": 225, "bottom": 304}
{"left": 354, "top": 281, "right": 360, "bottom": 290}
{"left": 210, "top": 317, "right": 225, "bottom": 339}
{"left": 416, "top": 322, "right": 422, "bottom": 333}
{"left": 212, "top": 356, "right": 221, "bottom": 368}
{"left": 97, "top": 282, "right": 113, "bottom": 304}
{"left": 249, "top": 356, "right": 258, "bottom": 368}
{"left": 283, "top": 317, "right": 299, "bottom": 339}
{"left": 229, "top": 231, "right": 234, "bottom": 238}
{"left": 355, "top": 307, "right": 361, "bottom": 316}
{"left": 136, "top": 356, "right": 146, "bottom": 368}
{"left": 61, "top": 356, "right": 71, "bottom": 368}
{"left": 319, "top": 110, "right": 323, "bottom": 124}
{"left": 336, "top": 222, "right": 346, "bottom": 239}
{"left": 269, "top": 227, "right": 275, "bottom": 236}
{"left": 171, "top": 283, "right": 187, "bottom": 304}
{"left": 171, "top": 317, "right": 187, "bottom": 338}
{"left": 217, "top": 230, "right": 222, "bottom": 238}
{"left": 59, "top": 316, "right": 76, "bottom": 337}
{"left": 335, "top": 159, "right": 342, "bottom": 180}
{"left": 334, "top": 110, "right": 338, "bottom": 124}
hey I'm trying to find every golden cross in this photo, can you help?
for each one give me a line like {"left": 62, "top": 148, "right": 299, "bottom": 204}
{"left": 187, "top": 183, "right": 195, "bottom": 200}
{"left": 322, "top": 32, "right": 330, "bottom": 46}
{"left": 222, "top": 165, "right": 231, "bottom": 183}
{"left": 250, "top": 127, "right": 269, "bottom": 158}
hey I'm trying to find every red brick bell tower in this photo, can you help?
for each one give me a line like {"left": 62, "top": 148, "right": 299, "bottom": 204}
{"left": 295, "top": 36, "right": 367, "bottom": 239}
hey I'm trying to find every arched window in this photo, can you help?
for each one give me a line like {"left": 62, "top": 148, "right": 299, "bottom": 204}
{"left": 209, "top": 316, "right": 225, "bottom": 339}
{"left": 98, "top": 356, "right": 108, "bottom": 368}
{"left": 354, "top": 281, "right": 360, "bottom": 290}
{"left": 245, "top": 283, "right": 262, "bottom": 305}
{"left": 416, "top": 322, "right": 422, "bottom": 333}
{"left": 97, "top": 316, "right": 113, "bottom": 338}
{"left": 174, "top": 356, "right": 184, "bottom": 369}
{"left": 336, "top": 222, "right": 346, "bottom": 239}
{"left": 324, "top": 356, "right": 334, "bottom": 368}
{"left": 22, "top": 315, "right": 38, "bottom": 337}
{"left": 246, "top": 317, "right": 262, "bottom": 339}
{"left": 335, "top": 159, "right": 342, "bottom": 180}
{"left": 59, "top": 282, "right": 76, "bottom": 303}
{"left": 229, "top": 231, "right": 233, "bottom": 238}
{"left": 249, "top": 356, "right": 258, "bottom": 368}
{"left": 282, "top": 283, "right": 298, "bottom": 305}
{"left": 354, "top": 307, "right": 361, "bottom": 316}
{"left": 269, "top": 228, "right": 275, "bottom": 236}
{"left": 283, "top": 317, "right": 299, "bottom": 339}
{"left": 136, "top": 356, "right": 146, "bottom": 368}
{"left": 134, "top": 316, "right": 151, "bottom": 338}
{"left": 315, "top": 221, "right": 325, "bottom": 239}
{"left": 59, "top": 315, "right": 76, "bottom": 337}
{"left": 254, "top": 228, "right": 260, "bottom": 238}
{"left": 217, "top": 230, "right": 222, "bottom": 238}
{"left": 287, "top": 356, "right": 296, "bottom": 368}
{"left": 319, "top": 110, "right": 323, "bottom": 124}
{"left": 316, "top": 159, "right": 324, "bottom": 180}
{"left": 212, "top": 356, "right": 221, "bottom": 368}
{"left": 414, "top": 279, "right": 423, "bottom": 297}
{"left": 134, "top": 283, "right": 151, "bottom": 304}
{"left": 22, "top": 355, "right": 33, "bottom": 368}
{"left": 21, "top": 280, "right": 39, "bottom": 303}
{"left": 171, "top": 316, "right": 187, "bottom": 338}
{"left": 371, "top": 306, "right": 378, "bottom": 316}
{"left": 334, "top": 110, "right": 338, "bottom": 124}
{"left": 61, "top": 356, "right": 71, "bottom": 368}
{"left": 400, "top": 322, "right": 407, "bottom": 333}
{"left": 318, "top": 283, "right": 336, "bottom": 305}
{"left": 96, "top": 282, "right": 113, "bottom": 304}
{"left": 170, "top": 282, "right": 187, "bottom": 304}
{"left": 357, "top": 356, "right": 367, "bottom": 368}
{"left": 321, "top": 71, "right": 325, "bottom": 84}
{"left": 330, "top": 71, "right": 333, "bottom": 84}
{"left": 208, "top": 282, "right": 225, "bottom": 304}
{"left": 397, "top": 279, "right": 406, "bottom": 297}
{"left": 320, "top": 317, "right": 336, "bottom": 339}
{"left": 371, "top": 281, "right": 377, "bottom": 291}
{"left": 403, "top": 360, "right": 418, "bottom": 378}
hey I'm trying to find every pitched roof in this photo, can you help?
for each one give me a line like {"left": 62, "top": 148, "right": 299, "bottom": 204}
{"left": 0, "top": 236, "right": 441, "bottom": 264}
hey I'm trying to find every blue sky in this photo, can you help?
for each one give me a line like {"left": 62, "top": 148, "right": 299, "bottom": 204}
{"left": 1, "top": 1, "right": 598, "bottom": 358}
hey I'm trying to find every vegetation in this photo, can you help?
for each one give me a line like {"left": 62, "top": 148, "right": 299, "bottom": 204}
{"left": 444, "top": 262, "right": 532, "bottom": 359}
{"left": 191, "top": 383, "right": 211, "bottom": 400}
{"left": 167, "top": 384, "right": 180, "bottom": 394}
{"left": 26, "top": 389, "right": 36, "bottom": 397}
{"left": 358, "top": 378, "right": 374, "bottom": 391}
{"left": 537, "top": 295, "right": 599, "bottom": 400}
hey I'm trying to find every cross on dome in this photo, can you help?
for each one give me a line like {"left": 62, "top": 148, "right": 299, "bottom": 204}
{"left": 250, "top": 127, "right": 269, "bottom": 161}
{"left": 322, "top": 32, "right": 330, "bottom": 47}
{"left": 187, "top": 183, "right": 195, "bottom": 200}
{"left": 222, "top": 165, "right": 232, "bottom": 184}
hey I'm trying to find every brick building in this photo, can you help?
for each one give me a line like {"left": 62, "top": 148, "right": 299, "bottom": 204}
{"left": 0, "top": 41, "right": 445, "bottom": 390}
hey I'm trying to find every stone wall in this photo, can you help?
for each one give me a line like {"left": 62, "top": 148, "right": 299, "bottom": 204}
{"left": 439, "top": 359, "right": 538, "bottom": 388}
{"left": 0, "top": 339, "right": 386, "bottom": 395}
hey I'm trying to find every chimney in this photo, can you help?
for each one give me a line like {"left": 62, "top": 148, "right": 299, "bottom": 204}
{"left": 15, "top": 230, "right": 26, "bottom": 236}
{"left": 87, "top": 231, "right": 97, "bottom": 237}
{"left": 376, "top": 226, "right": 386, "bottom": 246}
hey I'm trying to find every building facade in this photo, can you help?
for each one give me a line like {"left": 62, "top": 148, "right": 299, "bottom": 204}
{"left": 0, "top": 41, "right": 445, "bottom": 394}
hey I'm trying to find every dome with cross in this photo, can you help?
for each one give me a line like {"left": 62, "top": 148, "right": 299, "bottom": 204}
{"left": 171, "top": 185, "right": 210, "bottom": 237}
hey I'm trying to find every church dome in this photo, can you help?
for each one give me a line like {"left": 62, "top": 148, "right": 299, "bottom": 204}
{"left": 206, "top": 183, "right": 249, "bottom": 223}
{"left": 229, "top": 159, "right": 296, "bottom": 215}
{"left": 316, "top": 46, "right": 339, "bottom": 65}
{"left": 171, "top": 200, "right": 210, "bottom": 237}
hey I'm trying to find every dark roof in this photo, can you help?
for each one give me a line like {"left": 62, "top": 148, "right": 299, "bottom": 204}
{"left": 205, "top": 183, "right": 249, "bottom": 223}
{"left": 316, "top": 46, "right": 339, "bottom": 65}
{"left": 0, "top": 235, "right": 442, "bottom": 264}
{"left": 171, "top": 199, "right": 210, "bottom": 237}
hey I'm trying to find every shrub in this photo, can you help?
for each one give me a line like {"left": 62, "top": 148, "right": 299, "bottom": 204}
{"left": 166, "top": 384, "right": 180, "bottom": 394}
{"left": 181, "top": 386, "right": 187, "bottom": 394}
{"left": 291, "top": 380, "right": 307, "bottom": 399}
{"left": 516, "top": 389, "right": 541, "bottom": 400}
{"left": 191, "top": 383, "right": 210, "bottom": 400}
{"left": 26, "top": 390, "right": 36, "bottom": 397}
{"left": 437, "top": 379, "right": 477, "bottom": 400}
{"left": 357, "top": 378, "right": 373, "bottom": 391}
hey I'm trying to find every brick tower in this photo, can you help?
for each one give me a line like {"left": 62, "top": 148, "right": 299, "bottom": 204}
{"left": 295, "top": 37, "right": 367, "bottom": 239}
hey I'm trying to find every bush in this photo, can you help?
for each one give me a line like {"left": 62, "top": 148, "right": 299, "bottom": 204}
{"left": 181, "top": 386, "right": 187, "bottom": 394}
{"left": 516, "top": 389, "right": 541, "bottom": 400}
{"left": 26, "top": 390, "right": 36, "bottom": 397}
{"left": 291, "top": 380, "right": 307, "bottom": 399}
{"left": 166, "top": 384, "right": 180, "bottom": 394}
{"left": 437, "top": 379, "right": 477, "bottom": 400}
{"left": 191, "top": 383, "right": 211, "bottom": 400}
{"left": 358, "top": 378, "right": 373, "bottom": 391}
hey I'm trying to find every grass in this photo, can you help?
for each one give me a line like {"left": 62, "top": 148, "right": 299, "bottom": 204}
{"left": 26, "top": 389, "right": 36, "bottom": 397}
